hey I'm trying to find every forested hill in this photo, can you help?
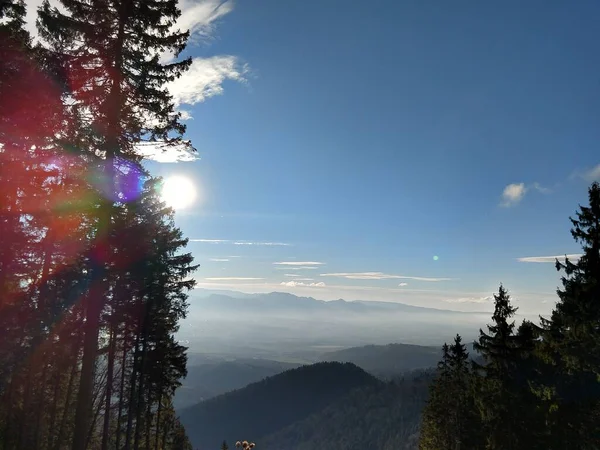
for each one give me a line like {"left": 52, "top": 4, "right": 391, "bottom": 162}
{"left": 174, "top": 359, "right": 301, "bottom": 408}
{"left": 179, "top": 362, "right": 381, "bottom": 449}
{"left": 260, "top": 370, "right": 434, "bottom": 450}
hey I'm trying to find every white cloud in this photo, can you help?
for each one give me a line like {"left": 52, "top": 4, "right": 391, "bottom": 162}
{"left": 167, "top": 56, "right": 248, "bottom": 108}
{"left": 280, "top": 281, "right": 326, "bottom": 288}
{"left": 582, "top": 164, "right": 600, "bottom": 182}
{"left": 500, "top": 183, "right": 527, "bottom": 207}
{"left": 320, "top": 272, "right": 453, "bottom": 282}
{"left": 209, "top": 258, "right": 230, "bottom": 262}
{"left": 190, "top": 239, "right": 291, "bottom": 246}
{"left": 136, "top": 141, "right": 198, "bottom": 163}
{"left": 176, "top": 0, "right": 234, "bottom": 41}
{"left": 532, "top": 182, "right": 552, "bottom": 194}
{"left": 274, "top": 261, "right": 325, "bottom": 266}
{"left": 205, "top": 277, "right": 264, "bottom": 281}
{"left": 284, "top": 274, "right": 302, "bottom": 277}
{"left": 517, "top": 254, "right": 582, "bottom": 263}
{"left": 275, "top": 267, "right": 320, "bottom": 271}
{"left": 445, "top": 296, "right": 492, "bottom": 304}
{"left": 190, "top": 239, "right": 231, "bottom": 243}
{"left": 398, "top": 282, "right": 408, "bottom": 287}
{"left": 234, "top": 241, "right": 291, "bottom": 246}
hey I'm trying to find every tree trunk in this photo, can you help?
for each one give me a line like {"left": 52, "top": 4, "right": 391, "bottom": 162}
{"left": 47, "top": 364, "right": 63, "bottom": 450}
{"left": 71, "top": 281, "right": 104, "bottom": 450}
{"left": 154, "top": 392, "right": 163, "bottom": 450}
{"left": 33, "top": 353, "right": 50, "bottom": 450}
{"left": 101, "top": 324, "right": 117, "bottom": 450}
{"left": 124, "top": 333, "right": 140, "bottom": 450}
{"left": 116, "top": 339, "right": 129, "bottom": 450}
{"left": 54, "top": 336, "right": 80, "bottom": 450}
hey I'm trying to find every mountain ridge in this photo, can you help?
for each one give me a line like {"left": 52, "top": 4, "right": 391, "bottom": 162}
{"left": 191, "top": 289, "right": 490, "bottom": 315}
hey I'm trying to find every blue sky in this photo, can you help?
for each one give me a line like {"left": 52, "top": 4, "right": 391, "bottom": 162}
{"left": 139, "top": 0, "right": 600, "bottom": 314}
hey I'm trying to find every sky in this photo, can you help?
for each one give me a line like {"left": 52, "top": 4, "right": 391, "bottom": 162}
{"left": 25, "top": 0, "right": 600, "bottom": 314}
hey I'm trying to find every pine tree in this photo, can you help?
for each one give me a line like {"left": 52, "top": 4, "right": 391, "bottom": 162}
{"left": 420, "top": 336, "right": 480, "bottom": 450}
{"left": 222, "top": 440, "right": 230, "bottom": 450}
{"left": 538, "top": 182, "right": 600, "bottom": 447}
{"left": 36, "top": 1, "right": 195, "bottom": 448}
{"left": 473, "top": 285, "right": 544, "bottom": 449}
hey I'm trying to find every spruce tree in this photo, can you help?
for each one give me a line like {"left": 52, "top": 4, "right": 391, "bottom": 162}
{"left": 473, "top": 285, "right": 544, "bottom": 449}
{"left": 420, "top": 336, "right": 480, "bottom": 450}
{"left": 36, "top": 1, "right": 194, "bottom": 448}
{"left": 538, "top": 182, "right": 600, "bottom": 447}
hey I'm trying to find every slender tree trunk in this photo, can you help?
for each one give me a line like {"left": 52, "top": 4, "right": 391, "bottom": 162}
{"left": 71, "top": 281, "right": 104, "bottom": 450}
{"left": 116, "top": 339, "right": 129, "bottom": 450}
{"left": 154, "top": 392, "right": 162, "bottom": 450}
{"left": 33, "top": 353, "right": 50, "bottom": 450}
{"left": 144, "top": 398, "right": 152, "bottom": 450}
{"left": 85, "top": 366, "right": 106, "bottom": 449}
{"left": 101, "top": 324, "right": 117, "bottom": 450}
{"left": 124, "top": 333, "right": 140, "bottom": 450}
{"left": 47, "top": 365, "right": 63, "bottom": 450}
{"left": 54, "top": 340, "right": 80, "bottom": 450}
{"left": 133, "top": 335, "right": 148, "bottom": 450}
{"left": 17, "top": 362, "right": 35, "bottom": 450}
{"left": 1, "top": 375, "right": 15, "bottom": 450}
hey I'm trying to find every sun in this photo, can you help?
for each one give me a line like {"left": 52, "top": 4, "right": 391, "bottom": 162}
{"left": 160, "top": 175, "right": 197, "bottom": 209}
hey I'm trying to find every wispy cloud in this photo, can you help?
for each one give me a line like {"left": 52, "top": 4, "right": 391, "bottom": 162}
{"left": 234, "top": 241, "right": 291, "bottom": 246}
{"left": 500, "top": 183, "right": 527, "bottom": 207}
{"left": 582, "top": 164, "right": 600, "bottom": 182}
{"left": 398, "top": 282, "right": 408, "bottom": 287}
{"left": 444, "top": 296, "right": 492, "bottom": 304}
{"left": 190, "top": 239, "right": 231, "bottom": 243}
{"left": 176, "top": 0, "right": 234, "bottom": 41}
{"left": 190, "top": 239, "right": 291, "bottom": 246}
{"left": 209, "top": 258, "right": 230, "bottom": 262}
{"left": 280, "top": 281, "right": 326, "bottom": 288}
{"left": 167, "top": 55, "right": 248, "bottom": 108}
{"left": 274, "top": 261, "right": 325, "bottom": 266}
{"left": 205, "top": 277, "right": 264, "bottom": 281}
{"left": 320, "top": 272, "right": 453, "bottom": 282}
{"left": 284, "top": 274, "right": 301, "bottom": 277}
{"left": 275, "top": 267, "right": 320, "bottom": 271}
{"left": 532, "top": 182, "right": 552, "bottom": 194}
{"left": 517, "top": 254, "right": 582, "bottom": 263}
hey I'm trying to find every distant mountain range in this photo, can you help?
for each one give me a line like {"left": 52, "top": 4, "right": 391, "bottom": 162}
{"left": 179, "top": 290, "right": 489, "bottom": 360}
{"left": 190, "top": 289, "right": 487, "bottom": 315}
{"left": 179, "top": 362, "right": 381, "bottom": 449}
{"left": 320, "top": 343, "right": 442, "bottom": 378}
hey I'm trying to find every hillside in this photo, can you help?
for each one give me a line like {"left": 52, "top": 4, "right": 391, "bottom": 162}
{"left": 260, "top": 370, "right": 434, "bottom": 450}
{"left": 174, "top": 358, "right": 300, "bottom": 409}
{"left": 179, "top": 362, "right": 381, "bottom": 449}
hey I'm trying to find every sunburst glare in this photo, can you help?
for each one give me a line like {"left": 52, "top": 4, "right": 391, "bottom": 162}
{"left": 160, "top": 175, "right": 197, "bottom": 209}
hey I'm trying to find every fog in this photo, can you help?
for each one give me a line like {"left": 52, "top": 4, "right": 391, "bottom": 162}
{"left": 177, "top": 290, "right": 502, "bottom": 360}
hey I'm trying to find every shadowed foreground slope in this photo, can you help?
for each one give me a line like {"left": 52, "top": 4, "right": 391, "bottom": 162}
{"left": 179, "top": 362, "right": 380, "bottom": 449}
